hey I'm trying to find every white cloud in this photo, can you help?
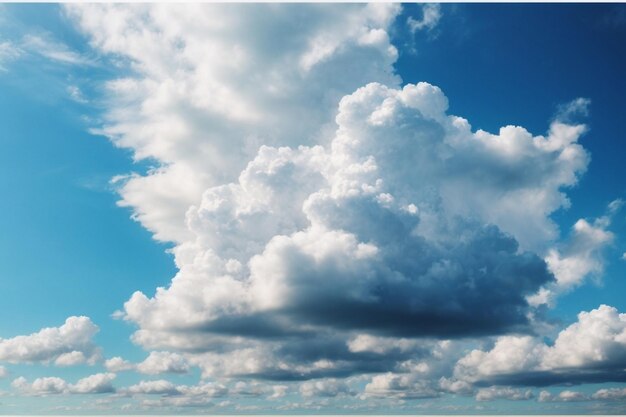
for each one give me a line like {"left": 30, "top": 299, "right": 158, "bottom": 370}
{"left": 363, "top": 372, "right": 439, "bottom": 399}
{"left": 136, "top": 351, "right": 189, "bottom": 375}
{"left": 64, "top": 4, "right": 603, "bottom": 390}
{"left": 0, "top": 40, "right": 21, "bottom": 71}
{"left": 0, "top": 316, "right": 101, "bottom": 365}
{"left": 538, "top": 390, "right": 588, "bottom": 402}
{"left": 407, "top": 4, "right": 442, "bottom": 33}
{"left": 475, "top": 387, "right": 533, "bottom": 402}
{"left": 121, "top": 379, "right": 180, "bottom": 396}
{"left": 270, "top": 385, "right": 288, "bottom": 399}
{"left": 347, "top": 334, "right": 423, "bottom": 355}
{"left": 529, "top": 201, "right": 620, "bottom": 307}
{"left": 104, "top": 356, "right": 135, "bottom": 372}
{"left": 11, "top": 373, "right": 115, "bottom": 396}
{"left": 454, "top": 305, "right": 626, "bottom": 385}
{"left": 21, "top": 34, "right": 91, "bottom": 66}
{"left": 555, "top": 97, "right": 591, "bottom": 124}
{"left": 0, "top": 366, "right": 8, "bottom": 378}
{"left": 69, "top": 373, "right": 116, "bottom": 394}
{"left": 592, "top": 387, "right": 626, "bottom": 401}
{"left": 12, "top": 376, "right": 67, "bottom": 396}
{"left": 117, "top": 81, "right": 585, "bottom": 371}
{"left": 300, "top": 379, "right": 352, "bottom": 398}
{"left": 66, "top": 3, "right": 402, "bottom": 243}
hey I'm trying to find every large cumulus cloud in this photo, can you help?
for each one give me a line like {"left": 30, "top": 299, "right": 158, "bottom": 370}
{"left": 112, "top": 81, "right": 590, "bottom": 380}
{"left": 65, "top": 2, "right": 613, "bottom": 396}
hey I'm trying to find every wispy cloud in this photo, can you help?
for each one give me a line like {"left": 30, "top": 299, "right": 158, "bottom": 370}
{"left": 67, "top": 84, "right": 88, "bottom": 103}
{"left": 22, "top": 34, "right": 92, "bottom": 66}
{"left": 0, "top": 40, "right": 21, "bottom": 71}
{"left": 407, "top": 4, "right": 442, "bottom": 34}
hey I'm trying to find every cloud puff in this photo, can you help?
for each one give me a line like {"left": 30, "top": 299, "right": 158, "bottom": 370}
{"left": 12, "top": 373, "right": 115, "bottom": 396}
{"left": 136, "top": 351, "right": 190, "bottom": 375}
{"left": 529, "top": 200, "right": 620, "bottom": 307}
{"left": 538, "top": 390, "right": 588, "bottom": 402}
{"left": 592, "top": 387, "right": 626, "bottom": 401}
{"left": 121, "top": 379, "right": 181, "bottom": 396}
{"left": 69, "top": 373, "right": 116, "bottom": 394}
{"left": 104, "top": 356, "right": 135, "bottom": 372}
{"left": 0, "top": 316, "right": 101, "bottom": 366}
{"left": 363, "top": 372, "right": 439, "bottom": 399}
{"left": 454, "top": 305, "right": 626, "bottom": 386}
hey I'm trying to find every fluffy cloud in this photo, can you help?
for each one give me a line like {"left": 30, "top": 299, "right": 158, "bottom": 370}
{"left": 104, "top": 356, "right": 135, "bottom": 372}
{"left": 66, "top": 3, "right": 402, "bottom": 243}
{"left": 12, "top": 373, "right": 115, "bottom": 396}
{"left": 538, "top": 390, "right": 588, "bottom": 402}
{"left": 121, "top": 379, "right": 181, "bottom": 396}
{"left": 0, "top": 316, "right": 101, "bottom": 366}
{"left": 12, "top": 376, "right": 67, "bottom": 396}
{"left": 69, "top": 373, "right": 116, "bottom": 394}
{"left": 0, "top": 365, "right": 7, "bottom": 378}
{"left": 136, "top": 351, "right": 189, "bottom": 375}
{"left": 529, "top": 201, "right": 621, "bottom": 307}
{"left": 454, "top": 305, "right": 626, "bottom": 386}
{"left": 363, "top": 372, "right": 439, "bottom": 399}
{"left": 117, "top": 81, "right": 586, "bottom": 370}
{"left": 65, "top": 3, "right": 599, "bottom": 390}
{"left": 300, "top": 378, "right": 353, "bottom": 398}
{"left": 592, "top": 387, "right": 626, "bottom": 401}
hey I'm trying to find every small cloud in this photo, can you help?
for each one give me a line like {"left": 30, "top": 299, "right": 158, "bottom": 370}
{"left": 0, "top": 316, "right": 101, "bottom": 366}
{"left": 555, "top": 97, "right": 591, "bottom": 124}
{"left": 136, "top": 351, "right": 189, "bottom": 375}
{"left": 67, "top": 85, "right": 88, "bottom": 103}
{"left": 104, "top": 356, "right": 135, "bottom": 372}
{"left": 407, "top": 4, "right": 442, "bottom": 34}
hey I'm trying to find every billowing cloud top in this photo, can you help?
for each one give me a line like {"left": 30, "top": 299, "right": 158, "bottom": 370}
{"left": 8, "top": 2, "right": 616, "bottom": 411}
{"left": 66, "top": 2, "right": 592, "bottom": 376}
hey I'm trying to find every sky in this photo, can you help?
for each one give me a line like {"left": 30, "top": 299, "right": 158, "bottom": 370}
{"left": 0, "top": 3, "right": 626, "bottom": 415}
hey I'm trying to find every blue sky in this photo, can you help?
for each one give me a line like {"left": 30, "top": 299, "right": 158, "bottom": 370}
{"left": 0, "top": 3, "right": 625, "bottom": 414}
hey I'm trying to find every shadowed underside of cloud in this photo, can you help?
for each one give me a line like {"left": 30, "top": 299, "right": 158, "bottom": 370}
{"left": 116, "top": 81, "right": 587, "bottom": 380}
{"left": 64, "top": 3, "right": 615, "bottom": 386}
{"left": 454, "top": 305, "right": 626, "bottom": 387}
